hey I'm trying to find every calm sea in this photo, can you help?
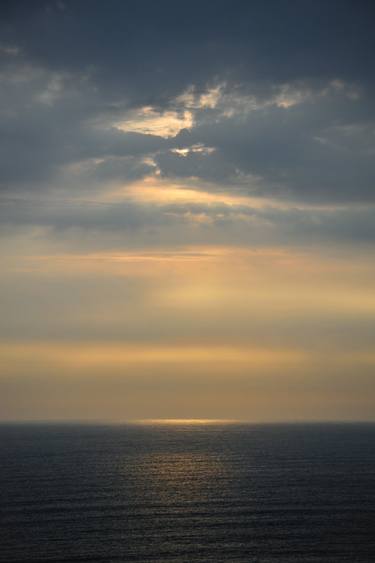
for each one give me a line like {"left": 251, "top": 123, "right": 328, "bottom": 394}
{"left": 1, "top": 422, "right": 374, "bottom": 562}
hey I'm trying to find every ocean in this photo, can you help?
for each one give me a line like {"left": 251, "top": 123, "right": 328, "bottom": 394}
{"left": 1, "top": 422, "right": 374, "bottom": 562}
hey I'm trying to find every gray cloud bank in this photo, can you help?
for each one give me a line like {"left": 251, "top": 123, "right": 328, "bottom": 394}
{"left": 1, "top": 0, "right": 375, "bottom": 243}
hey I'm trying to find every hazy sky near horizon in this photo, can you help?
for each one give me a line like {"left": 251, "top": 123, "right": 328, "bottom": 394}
{"left": 1, "top": 0, "right": 375, "bottom": 421}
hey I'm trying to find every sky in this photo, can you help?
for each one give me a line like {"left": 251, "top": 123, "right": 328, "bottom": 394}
{"left": 1, "top": 0, "right": 375, "bottom": 422}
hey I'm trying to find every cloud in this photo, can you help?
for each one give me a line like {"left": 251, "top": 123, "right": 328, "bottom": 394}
{"left": 2, "top": 183, "right": 375, "bottom": 250}
{"left": 2, "top": 1, "right": 375, "bottom": 99}
{"left": 158, "top": 82, "right": 375, "bottom": 202}
{"left": 0, "top": 2, "right": 375, "bottom": 240}
{"left": 0, "top": 63, "right": 172, "bottom": 192}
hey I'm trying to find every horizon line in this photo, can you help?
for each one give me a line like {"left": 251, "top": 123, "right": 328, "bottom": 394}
{"left": 1, "top": 418, "right": 375, "bottom": 425}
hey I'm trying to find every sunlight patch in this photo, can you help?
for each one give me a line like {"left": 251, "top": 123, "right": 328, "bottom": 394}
{"left": 115, "top": 107, "right": 193, "bottom": 138}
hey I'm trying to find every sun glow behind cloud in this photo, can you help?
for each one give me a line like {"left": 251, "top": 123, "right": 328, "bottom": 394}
{"left": 121, "top": 179, "right": 265, "bottom": 207}
{"left": 115, "top": 107, "right": 193, "bottom": 138}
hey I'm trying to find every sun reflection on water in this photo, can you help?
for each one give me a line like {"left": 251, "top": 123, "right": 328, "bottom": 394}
{"left": 122, "top": 420, "right": 235, "bottom": 505}
{"left": 129, "top": 450, "right": 230, "bottom": 504}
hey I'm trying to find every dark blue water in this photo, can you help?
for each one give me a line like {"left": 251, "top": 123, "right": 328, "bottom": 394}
{"left": 1, "top": 423, "right": 374, "bottom": 562}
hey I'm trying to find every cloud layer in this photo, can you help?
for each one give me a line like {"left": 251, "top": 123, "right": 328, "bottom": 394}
{"left": 1, "top": 1, "right": 375, "bottom": 420}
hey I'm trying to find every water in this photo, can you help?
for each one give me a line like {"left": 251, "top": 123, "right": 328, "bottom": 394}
{"left": 1, "top": 422, "right": 374, "bottom": 562}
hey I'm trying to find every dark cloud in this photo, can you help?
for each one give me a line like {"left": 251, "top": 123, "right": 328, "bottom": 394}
{"left": 3, "top": 191, "right": 375, "bottom": 249}
{"left": 1, "top": 0, "right": 375, "bottom": 215}
{"left": 0, "top": 63, "right": 166, "bottom": 190}
{"left": 161, "top": 87, "right": 375, "bottom": 202}
{"left": 2, "top": 1, "right": 375, "bottom": 102}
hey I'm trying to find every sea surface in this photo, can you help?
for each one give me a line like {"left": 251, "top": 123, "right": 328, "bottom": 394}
{"left": 1, "top": 422, "right": 374, "bottom": 562}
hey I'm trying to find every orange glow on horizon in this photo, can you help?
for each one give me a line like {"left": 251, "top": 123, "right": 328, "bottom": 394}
{"left": 132, "top": 418, "right": 238, "bottom": 425}
{"left": 0, "top": 342, "right": 309, "bottom": 371}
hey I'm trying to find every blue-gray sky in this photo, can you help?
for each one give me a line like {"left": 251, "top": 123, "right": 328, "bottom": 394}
{"left": 1, "top": 1, "right": 375, "bottom": 421}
